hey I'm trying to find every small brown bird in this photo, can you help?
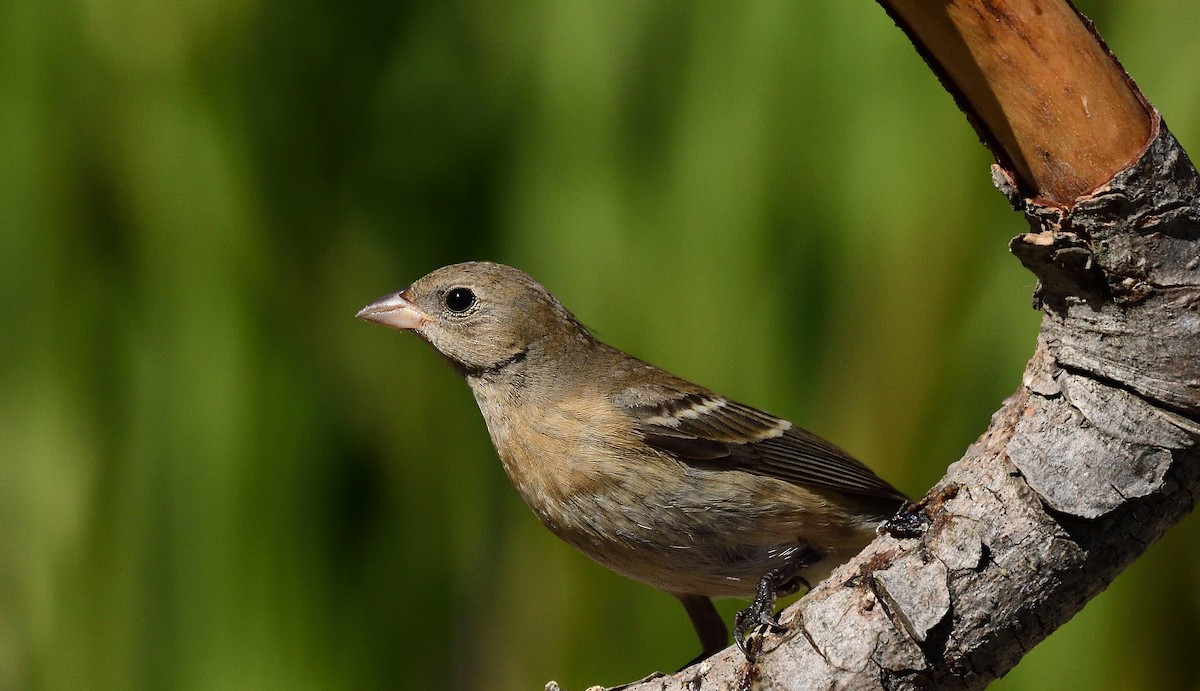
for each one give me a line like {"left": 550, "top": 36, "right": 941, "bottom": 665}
{"left": 357, "top": 262, "right": 906, "bottom": 663}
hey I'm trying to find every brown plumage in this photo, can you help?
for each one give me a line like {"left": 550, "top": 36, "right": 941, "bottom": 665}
{"left": 357, "top": 261, "right": 906, "bottom": 664}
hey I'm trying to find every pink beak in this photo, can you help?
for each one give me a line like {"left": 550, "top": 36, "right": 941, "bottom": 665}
{"left": 355, "top": 290, "right": 430, "bottom": 330}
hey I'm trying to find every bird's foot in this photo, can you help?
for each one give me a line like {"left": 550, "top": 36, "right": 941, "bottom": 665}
{"left": 879, "top": 484, "right": 962, "bottom": 539}
{"left": 733, "top": 571, "right": 794, "bottom": 661}
{"left": 879, "top": 501, "right": 930, "bottom": 538}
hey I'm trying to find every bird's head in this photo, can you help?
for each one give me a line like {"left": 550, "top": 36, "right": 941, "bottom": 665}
{"left": 356, "top": 261, "right": 590, "bottom": 377}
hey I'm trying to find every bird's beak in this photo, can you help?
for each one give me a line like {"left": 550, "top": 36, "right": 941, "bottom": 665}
{"left": 356, "top": 290, "right": 430, "bottom": 330}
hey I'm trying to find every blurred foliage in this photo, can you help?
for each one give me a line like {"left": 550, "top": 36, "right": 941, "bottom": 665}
{"left": 2, "top": 1, "right": 1199, "bottom": 690}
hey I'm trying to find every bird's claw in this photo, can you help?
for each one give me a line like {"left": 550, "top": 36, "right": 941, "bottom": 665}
{"left": 733, "top": 556, "right": 820, "bottom": 661}
{"left": 879, "top": 500, "right": 930, "bottom": 538}
{"left": 733, "top": 587, "right": 786, "bottom": 661}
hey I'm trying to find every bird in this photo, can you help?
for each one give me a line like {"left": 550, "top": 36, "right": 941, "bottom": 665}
{"left": 356, "top": 261, "right": 907, "bottom": 664}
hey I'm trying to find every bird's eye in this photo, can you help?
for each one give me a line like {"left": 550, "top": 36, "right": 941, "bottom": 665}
{"left": 444, "top": 287, "right": 477, "bottom": 314}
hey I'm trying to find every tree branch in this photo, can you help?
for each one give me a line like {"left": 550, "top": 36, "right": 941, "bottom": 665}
{"left": 606, "top": 2, "right": 1200, "bottom": 689}
{"left": 877, "top": 0, "right": 1152, "bottom": 203}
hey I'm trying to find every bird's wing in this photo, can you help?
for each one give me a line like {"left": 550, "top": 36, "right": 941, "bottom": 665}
{"left": 621, "top": 390, "right": 906, "bottom": 501}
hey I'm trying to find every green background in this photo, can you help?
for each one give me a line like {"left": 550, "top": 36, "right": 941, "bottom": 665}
{"left": 4, "top": 1, "right": 1199, "bottom": 689}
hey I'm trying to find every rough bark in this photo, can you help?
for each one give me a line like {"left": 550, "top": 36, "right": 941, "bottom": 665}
{"left": 596, "top": 110, "right": 1200, "bottom": 691}
{"left": 582, "top": 2, "right": 1200, "bottom": 690}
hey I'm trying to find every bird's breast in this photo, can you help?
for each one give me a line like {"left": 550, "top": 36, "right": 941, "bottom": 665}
{"left": 471, "top": 386, "right": 633, "bottom": 516}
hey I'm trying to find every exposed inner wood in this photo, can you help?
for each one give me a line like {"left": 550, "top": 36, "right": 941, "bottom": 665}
{"left": 880, "top": 0, "right": 1152, "bottom": 203}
